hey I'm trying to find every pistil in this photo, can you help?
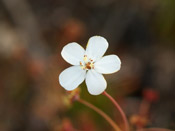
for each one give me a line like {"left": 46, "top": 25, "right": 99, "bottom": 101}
{"left": 80, "top": 55, "right": 94, "bottom": 70}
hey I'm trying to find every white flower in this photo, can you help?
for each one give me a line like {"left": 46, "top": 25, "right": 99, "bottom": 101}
{"left": 59, "top": 36, "right": 121, "bottom": 95}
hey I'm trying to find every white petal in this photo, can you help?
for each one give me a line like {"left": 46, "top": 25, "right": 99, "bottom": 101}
{"left": 85, "top": 36, "right": 109, "bottom": 61}
{"left": 59, "top": 66, "right": 86, "bottom": 91}
{"left": 94, "top": 55, "right": 121, "bottom": 74}
{"left": 61, "top": 42, "right": 85, "bottom": 65}
{"left": 85, "top": 70, "right": 107, "bottom": 95}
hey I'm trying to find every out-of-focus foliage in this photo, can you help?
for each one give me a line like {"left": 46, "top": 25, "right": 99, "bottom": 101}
{"left": 0, "top": 0, "right": 174, "bottom": 131}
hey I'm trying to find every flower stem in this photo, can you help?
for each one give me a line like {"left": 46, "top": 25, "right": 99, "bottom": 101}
{"left": 77, "top": 98, "right": 121, "bottom": 131}
{"left": 103, "top": 91, "right": 129, "bottom": 131}
{"left": 139, "top": 100, "right": 150, "bottom": 117}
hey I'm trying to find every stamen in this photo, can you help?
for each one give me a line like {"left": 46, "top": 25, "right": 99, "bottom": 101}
{"left": 86, "top": 62, "right": 92, "bottom": 69}
{"left": 80, "top": 55, "right": 94, "bottom": 70}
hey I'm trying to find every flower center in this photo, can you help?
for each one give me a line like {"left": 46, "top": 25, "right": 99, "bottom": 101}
{"left": 80, "top": 55, "right": 94, "bottom": 70}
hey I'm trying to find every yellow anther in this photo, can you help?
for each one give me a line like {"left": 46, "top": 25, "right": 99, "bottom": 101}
{"left": 80, "top": 55, "right": 94, "bottom": 70}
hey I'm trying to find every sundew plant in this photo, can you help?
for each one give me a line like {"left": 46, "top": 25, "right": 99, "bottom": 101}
{"left": 59, "top": 36, "right": 173, "bottom": 131}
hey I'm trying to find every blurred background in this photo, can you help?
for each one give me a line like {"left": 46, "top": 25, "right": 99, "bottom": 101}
{"left": 0, "top": 0, "right": 175, "bottom": 130}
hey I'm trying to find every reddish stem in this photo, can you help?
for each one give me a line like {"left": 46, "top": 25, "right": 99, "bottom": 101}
{"left": 139, "top": 100, "right": 150, "bottom": 117}
{"left": 77, "top": 98, "right": 121, "bottom": 131}
{"left": 103, "top": 91, "right": 129, "bottom": 131}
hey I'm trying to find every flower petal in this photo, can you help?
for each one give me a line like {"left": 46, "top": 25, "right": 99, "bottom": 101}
{"left": 61, "top": 42, "right": 85, "bottom": 65}
{"left": 94, "top": 55, "right": 121, "bottom": 74}
{"left": 85, "top": 36, "right": 109, "bottom": 61}
{"left": 59, "top": 66, "right": 86, "bottom": 91}
{"left": 85, "top": 70, "right": 107, "bottom": 95}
